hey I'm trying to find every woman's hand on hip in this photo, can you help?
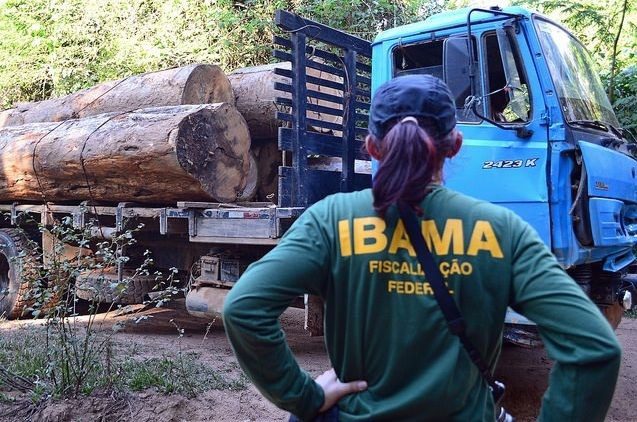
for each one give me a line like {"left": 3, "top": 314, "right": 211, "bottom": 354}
{"left": 315, "top": 368, "right": 368, "bottom": 412}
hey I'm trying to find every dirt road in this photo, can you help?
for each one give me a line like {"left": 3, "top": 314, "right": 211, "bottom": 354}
{"left": 0, "top": 304, "right": 635, "bottom": 421}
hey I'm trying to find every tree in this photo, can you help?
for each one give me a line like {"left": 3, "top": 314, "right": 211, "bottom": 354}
{"left": 0, "top": 0, "right": 445, "bottom": 109}
{"left": 514, "top": 0, "right": 637, "bottom": 133}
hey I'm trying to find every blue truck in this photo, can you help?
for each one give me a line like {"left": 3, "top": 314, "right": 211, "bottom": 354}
{"left": 260, "top": 5, "right": 637, "bottom": 339}
{"left": 0, "top": 6, "right": 634, "bottom": 341}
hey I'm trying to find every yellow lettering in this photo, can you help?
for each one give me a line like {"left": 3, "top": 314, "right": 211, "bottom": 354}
{"left": 400, "top": 262, "right": 410, "bottom": 274}
{"left": 369, "top": 260, "right": 379, "bottom": 273}
{"left": 386, "top": 280, "right": 453, "bottom": 296}
{"left": 383, "top": 261, "right": 393, "bottom": 273}
{"left": 388, "top": 220, "right": 416, "bottom": 256}
{"left": 467, "top": 221, "right": 504, "bottom": 258}
{"left": 423, "top": 283, "right": 433, "bottom": 295}
{"left": 354, "top": 217, "right": 387, "bottom": 254}
{"left": 404, "top": 282, "right": 415, "bottom": 294}
{"left": 338, "top": 220, "right": 352, "bottom": 257}
{"left": 415, "top": 282, "right": 424, "bottom": 295}
{"left": 392, "top": 261, "right": 400, "bottom": 273}
{"left": 422, "top": 219, "right": 464, "bottom": 255}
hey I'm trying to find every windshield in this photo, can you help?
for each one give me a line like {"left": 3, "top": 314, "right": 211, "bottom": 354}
{"left": 534, "top": 18, "right": 620, "bottom": 127}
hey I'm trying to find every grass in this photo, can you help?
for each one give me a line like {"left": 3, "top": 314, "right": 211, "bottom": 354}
{"left": 0, "top": 392, "right": 14, "bottom": 403}
{"left": 121, "top": 354, "right": 247, "bottom": 396}
{"left": 0, "top": 327, "right": 247, "bottom": 402}
{"left": 0, "top": 329, "right": 49, "bottom": 382}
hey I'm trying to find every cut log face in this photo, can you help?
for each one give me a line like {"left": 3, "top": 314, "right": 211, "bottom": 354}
{"left": 228, "top": 62, "right": 343, "bottom": 140}
{"left": 0, "top": 103, "right": 250, "bottom": 204}
{"left": 0, "top": 64, "right": 235, "bottom": 128}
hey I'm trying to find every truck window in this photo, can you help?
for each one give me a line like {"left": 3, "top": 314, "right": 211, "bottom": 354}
{"left": 534, "top": 18, "right": 619, "bottom": 128}
{"left": 483, "top": 31, "right": 531, "bottom": 123}
{"left": 394, "top": 40, "right": 444, "bottom": 79}
{"left": 393, "top": 39, "right": 479, "bottom": 123}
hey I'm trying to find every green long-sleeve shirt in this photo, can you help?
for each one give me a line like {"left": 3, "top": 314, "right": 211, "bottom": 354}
{"left": 223, "top": 186, "right": 621, "bottom": 421}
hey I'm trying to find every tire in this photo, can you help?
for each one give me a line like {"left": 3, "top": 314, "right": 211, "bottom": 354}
{"left": 0, "top": 228, "right": 38, "bottom": 319}
{"left": 75, "top": 267, "right": 159, "bottom": 304}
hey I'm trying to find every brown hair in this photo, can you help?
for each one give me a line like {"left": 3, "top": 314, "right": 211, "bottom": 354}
{"left": 368, "top": 118, "right": 457, "bottom": 217}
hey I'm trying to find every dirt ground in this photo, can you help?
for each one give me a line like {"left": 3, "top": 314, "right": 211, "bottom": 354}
{"left": 0, "top": 302, "right": 635, "bottom": 421}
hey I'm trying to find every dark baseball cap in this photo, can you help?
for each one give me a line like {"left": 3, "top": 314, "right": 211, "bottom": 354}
{"left": 368, "top": 74, "right": 457, "bottom": 139}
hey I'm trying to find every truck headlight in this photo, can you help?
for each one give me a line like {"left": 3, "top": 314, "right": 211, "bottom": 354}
{"left": 622, "top": 204, "right": 637, "bottom": 237}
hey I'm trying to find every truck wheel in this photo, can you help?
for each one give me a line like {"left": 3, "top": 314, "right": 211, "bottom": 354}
{"left": 75, "top": 267, "right": 159, "bottom": 305}
{"left": 0, "top": 229, "right": 38, "bottom": 319}
{"left": 600, "top": 303, "right": 623, "bottom": 329}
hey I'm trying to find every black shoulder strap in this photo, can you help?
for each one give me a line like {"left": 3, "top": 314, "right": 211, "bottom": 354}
{"left": 397, "top": 202, "right": 496, "bottom": 387}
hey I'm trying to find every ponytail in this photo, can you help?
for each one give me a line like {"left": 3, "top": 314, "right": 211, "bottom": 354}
{"left": 370, "top": 119, "right": 443, "bottom": 217}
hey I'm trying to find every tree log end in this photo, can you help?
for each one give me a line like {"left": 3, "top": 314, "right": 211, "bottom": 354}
{"left": 176, "top": 103, "right": 251, "bottom": 202}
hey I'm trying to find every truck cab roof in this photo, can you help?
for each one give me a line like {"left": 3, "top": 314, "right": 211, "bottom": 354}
{"left": 372, "top": 6, "right": 534, "bottom": 46}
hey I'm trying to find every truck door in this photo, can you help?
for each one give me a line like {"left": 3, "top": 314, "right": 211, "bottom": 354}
{"left": 391, "top": 23, "right": 551, "bottom": 244}
{"left": 449, "top": 26, "right": 551, "bottom": 244}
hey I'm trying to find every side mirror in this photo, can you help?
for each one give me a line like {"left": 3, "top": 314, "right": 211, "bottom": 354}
{"left": 443, "top": 36, "right": 472, "bottom": 107}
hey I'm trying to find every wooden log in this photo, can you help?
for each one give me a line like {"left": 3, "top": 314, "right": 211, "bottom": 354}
{"left": 0, "top": 64, "right": 235, "bottom": 128}
{"left": 252, "top": 139, "right": 282, "bottom": 203}
{"left": 236, "top": 151, "right": 258, "bottom": 202}
{"left": 0, "top": 108, "right": 23, "bottom": 127}
{"left": 0, "top": 103, "right": 250, "bottom": 204}
{"left": 228, "top": 62, "right": 343, "bottom": 140}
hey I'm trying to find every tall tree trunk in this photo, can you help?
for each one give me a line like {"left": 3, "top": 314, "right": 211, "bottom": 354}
{"left": 609, "top": 0, "right": 629, "bottom": 103}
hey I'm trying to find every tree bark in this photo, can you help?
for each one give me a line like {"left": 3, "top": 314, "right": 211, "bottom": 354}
{"left": 236, "top": 151, "right": 258, "bottom": 202}
{"left": 228, "top": 62, "right": 343, "bottom": 140}
{"left": 608, "top": 0, "right": 629, "bottom": 103}
{"left": 253, "top": 139, "right": 282, "bottom": 203}
{"left": 0, "top": 64, "right": 235, "bottom": 128}
{"left": 0, "top": 103, "right": 250, "bottom": 204}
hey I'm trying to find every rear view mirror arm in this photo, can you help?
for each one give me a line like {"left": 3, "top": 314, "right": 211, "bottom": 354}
{"left": 465, "top": 8, "right": 531, "bottom": 139}
{"left": 468, "top": 100, "right": 533, "bottom": 139}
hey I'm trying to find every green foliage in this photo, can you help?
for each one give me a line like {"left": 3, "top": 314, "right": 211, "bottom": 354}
{"left": 295, "top": 0, "right": 445, "bottom": 40}
{"left": 515, "top": 0, "right": 637, "bottom": 132}
{"left": 0, "top": 0, "right": 635, "bottom": 131}
{"left": 514, "top": 0, "right": 636, "bottom": 70}
{"left": 611, "top": 65, "right": 637, "bottom": 137}
{"left": 122, "top": 355, "right": 247, "bottom": 396}
{"left": 0, "top": 0, "right": 445, "bottom": 109}
{"left": 0, "top": 329, "right": 247, "bottom": 401}
{"left": 0, "top": 0, "right": 290, "bottom": 108}
{"left": 0, "top": 330, "right": 48, "bottom": 382}
{"left": 0, "top": 212, "right": 238, "bottom": 406}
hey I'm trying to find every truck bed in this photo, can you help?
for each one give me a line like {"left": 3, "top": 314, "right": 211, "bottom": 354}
{"left": 0, "top": 201, "right": 304, "bottom": 246}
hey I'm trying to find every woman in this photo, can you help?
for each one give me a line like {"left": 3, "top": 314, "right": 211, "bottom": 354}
{"left": 223, "top": 75, "right": 621, "bottom": 421}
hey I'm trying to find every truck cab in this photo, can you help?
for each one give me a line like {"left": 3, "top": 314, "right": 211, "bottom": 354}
{"left": 370, "top": 6, "right": 637, "bottom": 333}
{"left": 272, "top": 6, "right": 636, "bottom": 337}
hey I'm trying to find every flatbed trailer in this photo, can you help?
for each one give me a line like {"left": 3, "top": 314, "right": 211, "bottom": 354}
{"left": 0, "top": 201, "right": 303, "bottom": 245}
